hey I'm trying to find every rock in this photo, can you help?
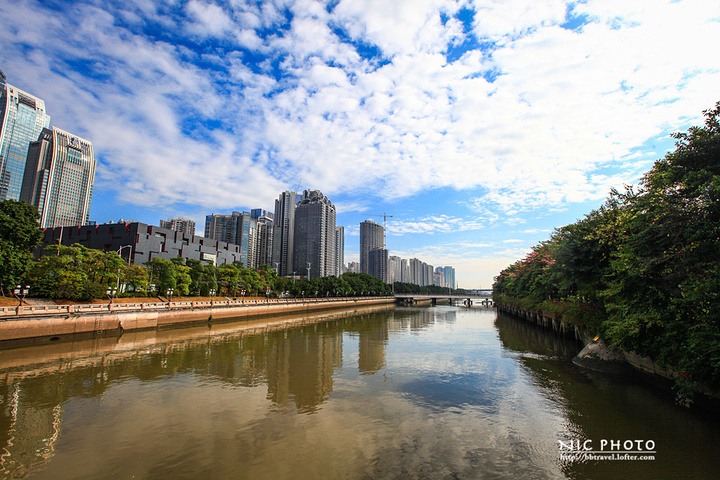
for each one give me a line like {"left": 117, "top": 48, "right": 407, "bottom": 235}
{"left": 572, "top": 337, "right": 632, "bottom": 375}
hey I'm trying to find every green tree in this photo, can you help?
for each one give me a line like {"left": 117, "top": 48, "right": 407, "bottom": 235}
{"left": 146, "top": 258, "right": 177, "bottom": 296}
{"left": 27, "top": 244, "right": 124, "bottom": 300}
{"left": 493, "top": 102, "right": 720, "bottom": 396}
{"left": 0, "top": 200, "right": 42, "bottom": 293}
{"left": 186, "top": 259, "right": 217, "bottom": 296}
{"left": 122, "top": 264, "right": 150, "bottom": 294}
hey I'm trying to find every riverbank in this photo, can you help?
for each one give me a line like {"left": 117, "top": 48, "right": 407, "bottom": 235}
{"left": 495, "top": 300, "right": 720, "bottom": 412}
{"left": 0, "top": 296, "right": 396, "bottom": 346}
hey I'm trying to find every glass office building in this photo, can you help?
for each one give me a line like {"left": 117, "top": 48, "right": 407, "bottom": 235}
{"left": 0, "top": 71, "right": 51, "bottom": 201}
{"left": 21, "top": 127, "right": 95, "bottom": 228}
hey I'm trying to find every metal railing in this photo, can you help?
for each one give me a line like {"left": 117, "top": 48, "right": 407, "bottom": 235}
{"left": 0, "top": 296, "right": 393, "bottom": 319}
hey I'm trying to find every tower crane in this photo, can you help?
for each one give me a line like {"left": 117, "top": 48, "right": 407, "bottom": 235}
{"left": 364, "top": 213, "right": 393, "bottom": 246}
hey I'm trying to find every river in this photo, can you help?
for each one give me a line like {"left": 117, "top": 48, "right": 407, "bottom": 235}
{"left": 0, "top": 304, "right": 717, "bottom": 479}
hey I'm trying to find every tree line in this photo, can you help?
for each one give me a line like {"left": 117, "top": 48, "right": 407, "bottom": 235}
{"left": 0, "top": 202, "right": 463, "bottom": 301}
{"left": 493, "top": 102, "right": 720, "bottom": 396}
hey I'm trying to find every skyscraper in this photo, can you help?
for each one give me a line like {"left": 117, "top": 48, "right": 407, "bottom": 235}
{"left": 204, "top": 211, "right": 257, "bottom": 268}
{"left": 0, "top": 71, "right": 51, "bottom": 202}
{"left": 368, "top": 247, "right": 389, "bottom": 283}
{"left": 359, "top": 220, "right": 384, "bottom": 275}
{"left": 293, "top": 190, "right": 336, "bottom": 279}
{"left": 335, "top": 226, "right": 344, "bottom": 277}
{"left": 272, "top": 191, "right": 297, "bottom": 276}
{"left": 160, "top": 217, "right": 196, "bottom": 236}
{"left": 443, "top": 266, "right": 456, "bottom": 289}
{"left": 389, "top": 255, "right": 402, "bottom": 283}
{"left": 251, "top": 209, "right": 274, "bottom": 268}
{"left": 21, "top": 127, "right": 95, "bottom": 228}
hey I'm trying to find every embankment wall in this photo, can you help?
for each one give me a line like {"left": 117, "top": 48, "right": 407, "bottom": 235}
{"left": 0, "top": 297, "right": 395, "bottom": 344}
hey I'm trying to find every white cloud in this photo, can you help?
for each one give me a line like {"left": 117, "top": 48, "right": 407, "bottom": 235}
{"left": 1, "top": 0, "right": 718, "bottom": 229}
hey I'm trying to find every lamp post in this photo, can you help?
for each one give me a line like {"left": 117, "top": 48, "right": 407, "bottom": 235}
{"left": 116, "top": 245, "right": 132, "bottom": 293}
{"left": 266, "top": 288, "right": 270, "bottom": 302}
{"left": 167, "top": 288, "right": 174, "bottom": 303}
{"left": 106, "top": 286, "right": 117, "bottom": 304}
{"left": 14, "top": 285, "right": 30, "bottom": 307}
{"left": 241, "top": 289, "right": 246, "bottom": 303}
{"left": 209, "top": 288, "right": 216, "bottom": 306}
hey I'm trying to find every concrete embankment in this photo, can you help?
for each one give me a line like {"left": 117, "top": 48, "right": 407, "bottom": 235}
{"left": 0, "top": 297, "right": 395, "bottom": 345}
{"left": 494, "top": 302, "right": 673, "bottom": 380}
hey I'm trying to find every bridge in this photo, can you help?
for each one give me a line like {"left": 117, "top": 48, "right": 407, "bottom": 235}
{"left": 394, "top": 292, "right": 493, "bottom": 307}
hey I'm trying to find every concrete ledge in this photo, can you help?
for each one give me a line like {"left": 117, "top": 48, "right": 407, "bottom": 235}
{"left": 0, "top": 297, "right": 395, "bottom": 344}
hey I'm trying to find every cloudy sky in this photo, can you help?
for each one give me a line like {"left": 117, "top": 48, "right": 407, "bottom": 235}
{"left": 2, "top": 0, "right": 718, "bottom": 288}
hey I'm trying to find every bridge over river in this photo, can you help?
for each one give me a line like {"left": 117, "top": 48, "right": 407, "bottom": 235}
{"left": 394, "top": 292, "right": 493, "bottom": 306}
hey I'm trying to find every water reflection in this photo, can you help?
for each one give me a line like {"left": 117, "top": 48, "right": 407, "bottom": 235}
{"left": 0, "top": 306, "right": 717, "bottom": 478}
{"left": 495, "top": 311, "right": 720, "bottom": 479}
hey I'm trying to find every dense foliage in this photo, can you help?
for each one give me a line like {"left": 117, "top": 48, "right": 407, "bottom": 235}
{"left": 0, "top": 200, "right": 42, "bottom": 292}
{"left": 493, "top": 103, "right": 720, "bottom": 393}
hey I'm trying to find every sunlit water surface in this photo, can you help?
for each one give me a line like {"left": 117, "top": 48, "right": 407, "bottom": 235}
{"left": 0, "top": 305, "right": 718, "bottom": 479}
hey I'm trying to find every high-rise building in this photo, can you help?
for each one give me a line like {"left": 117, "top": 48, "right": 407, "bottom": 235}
{"left": 272, "top": 191, "right": 297, "bottom": 276}
{"left": 252, "top": 209, "right": 274, "bottom": 268}
{"left": 346, "top": 261, "right": 360, "bottom": 273}
{"left": 293, "top": 190, "right": 336, "bottom": 279}
{"left": 160, "top": 217, "right": 196, "bottom": 236}
{"left": 433, "top": 269, "right": 444, "bottom": 287}
{"left": 359, "top": 220, "right": 384, "bottom": 275}
{"left": 368, "top": 247, "right": 389, "bottom": 283}
{"left": 335, "top": 226, "right": 344, "bottom": 277}
{"left": 425, "top": 263, "right": 434, "bottom": 286}
{"left": 389, "top": 255, "right": 402, "bottom": 283}
{"left": 0, "top": 71, "right": 51, "bottom": 202}
{"left": 409, "top": 258, "right": 421, "bottom": 285}
{"left": 443, "top": 266, "right": 456, "bottom": 289}
{"left": 401, "top": 258, "right": 409, "bottom": 284}
{"left": 204, "top": 211, "right": 257, "bottom": 268}
{"left": 21, "top": 127, "right": 95, "bottom": 228}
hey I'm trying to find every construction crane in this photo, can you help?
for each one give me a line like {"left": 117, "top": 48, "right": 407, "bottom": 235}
{"left": 364, "top": 213, "right": 393, "bottom": 246}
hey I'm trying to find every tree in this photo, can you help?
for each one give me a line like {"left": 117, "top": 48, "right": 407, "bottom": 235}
{"left": 0, "top": 200, "right": 42, "bottom": 293}
{"left": 146, "top": 258, "right": 177, "bottom": 296}
{"left": 493, "top": 102, "right": 720, "bottom": 395}
{"left": 27, "top": 244, "right": 125, "bottom": 300}
{"left": 186, "top": 259, "right": 217, "bottom": 296}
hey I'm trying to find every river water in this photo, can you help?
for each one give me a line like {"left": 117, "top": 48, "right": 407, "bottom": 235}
{"left": 0, "top": 304, "right": 718, "bottom": 479}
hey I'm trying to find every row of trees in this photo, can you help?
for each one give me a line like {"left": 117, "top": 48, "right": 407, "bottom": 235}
{"left": 5, "top": 241, "right": 399, "bottom": 300}
{"left": 1, "top": 201, "right": 454, "bottom": 301}
{"left": 493, "top": 103, "right": 720, "bottom": 394}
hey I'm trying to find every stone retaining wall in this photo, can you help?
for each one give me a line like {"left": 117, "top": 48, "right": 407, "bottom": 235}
{"left": 0, "top": 297, "right": 395, "bottom": 344}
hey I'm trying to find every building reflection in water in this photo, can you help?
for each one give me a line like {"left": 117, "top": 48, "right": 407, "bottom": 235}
{"left": 0, "top": 381, "right": 63, "bottom": 477}
{"left": 0, "top": 305, "right": 422, "bottom": 475}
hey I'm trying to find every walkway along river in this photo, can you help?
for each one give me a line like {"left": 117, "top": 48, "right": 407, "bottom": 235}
{"left": 0, "top": 304, "right": 718, "bottom": 478}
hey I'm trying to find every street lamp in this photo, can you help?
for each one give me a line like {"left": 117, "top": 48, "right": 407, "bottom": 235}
{"left": 14, "top": 285, "right": 30, "bottom": 307}
{"left": 167, "top": 288, "right": 174, "bottom": 303}
{"left": 116, "top": 245, "right": 132, "bottom": 293}
{"left": 266, "top": 288, "right": 271, "bottom": 302}
{"left": 241, "top": 289, "right": 246, "bottom": 303}
{"left": 209, "top": 288, "right": 216, "bottom": 306}
{"left": 106, "top": 286, "right": 117, "bottom": 304}
{"left": 117, "top": 245, "right": 132, "bottom": 263}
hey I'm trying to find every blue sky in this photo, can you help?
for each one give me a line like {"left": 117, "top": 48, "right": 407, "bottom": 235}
{"left": 2, "top": 0, "right": 719, "bottom": 288}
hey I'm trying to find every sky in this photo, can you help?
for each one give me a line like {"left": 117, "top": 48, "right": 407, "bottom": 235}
{"left": 1, "top": 0, "right": 719, "bottom": 289}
